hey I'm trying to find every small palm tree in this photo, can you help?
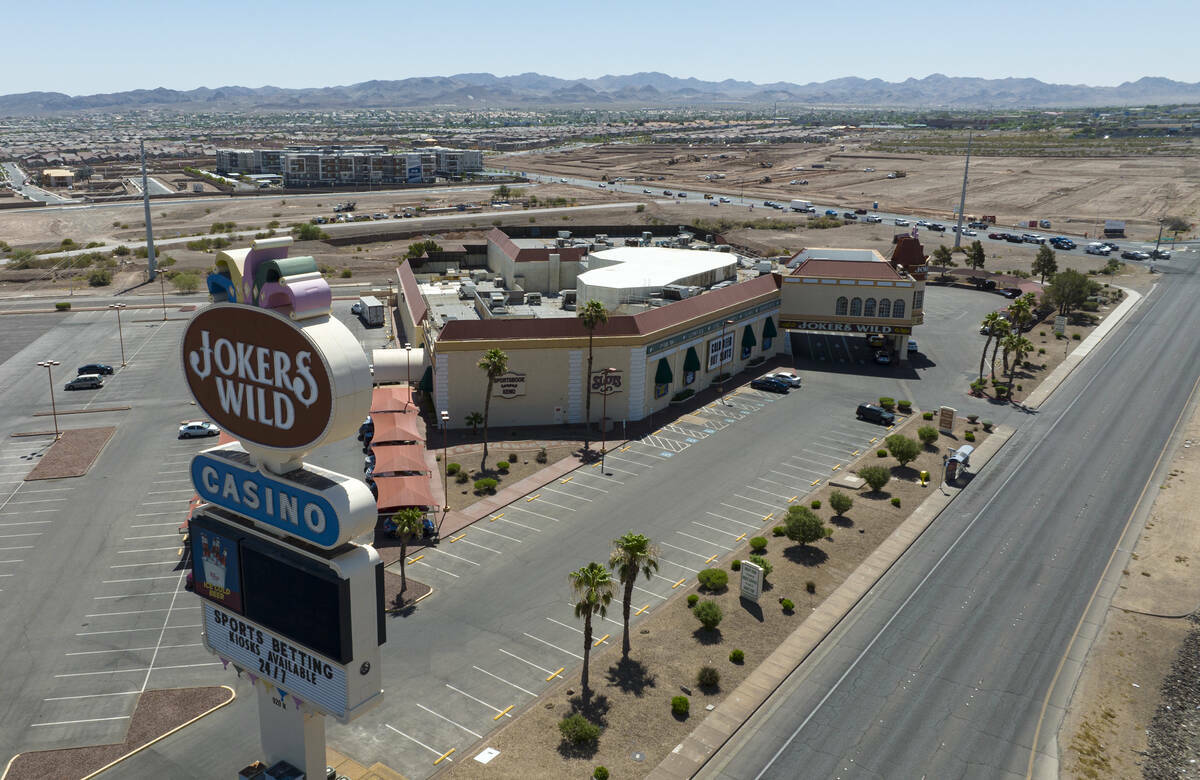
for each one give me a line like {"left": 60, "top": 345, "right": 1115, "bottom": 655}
{"left": 465, "top": 411, "right": 483, "bottom": 435}
{"left": 390, "top": 507, "right": 425, "bottom": 593}
{"left": 578, "top": 299, "right": 608, "bottom": 450}
{"left": 609, "top": 533, "right": 660, "bottom": 660}
{"left": 978, "top": 311, "right": 1003, "bottom": 381}
{"left": 1005, "top": 333, "right": 1035, "bottom": 393}
{"left": 988, "top": 319, "right": 1011, "bottom": 381}
{"left": 569, "top": 562, "right": 614, "bottom": 700}
{"left": 477, "top": 348, "right": 509, "bottom": 470}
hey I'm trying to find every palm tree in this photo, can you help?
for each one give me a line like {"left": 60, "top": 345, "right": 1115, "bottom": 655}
{"left": 569, "top": 562, "right": 614, "bottom": 700}
{"left": 1005, "top": 333, "right": 1035, "bottom": 394}
{"left": 578, "top": 300, "right": 608, "bottom": 450}
{"left": 465, "top": 411, "right": 483, "bottom": 435}
{"left": 390, "top": 507, "right": 425, "bottom": 593}
{"left": 978, "top": 311, "right": 1003, "bottom": 381}
{"left": 988, "top": 320, "right": 1011, "bottom": 381}
{"left": 476, "top": 348, "right": 508, "bottom": 470}
{"left": 609, "top": 533, "right": 660, "bottom": 660}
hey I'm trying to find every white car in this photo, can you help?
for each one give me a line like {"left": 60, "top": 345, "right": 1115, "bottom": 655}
{"left": 894, "top": 218, "right": 910, "bottom": 226}
{"left": 179, "top": 421, "right": 220, "bottom": 439}
{"left": 719, "top": 197, "right": 731, "bottom": 203}
{"left": 643, "top": 188, "right": 651, "bottom": 194}
{"left": 963, "top": 228, "right": 977, "bottom": 236}
{"left": 559, "top": 178, "right": 567, "bottom": 183}
{"left": 765, "top": 371, "right": 802, "bottom": 387}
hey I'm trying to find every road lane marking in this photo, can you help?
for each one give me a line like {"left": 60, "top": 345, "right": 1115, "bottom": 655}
{"left": 30, "top": 716, "right": 131, "bottom": 727}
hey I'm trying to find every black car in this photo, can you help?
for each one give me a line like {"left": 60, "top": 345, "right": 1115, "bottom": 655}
{"left": 1150, "top": 249, "right": 1171, "bottom": 260}
{"left": 77, "top": 363, "right": 114, "bottom": 375}
{"left": 1005, "top": 234, "right": 1024, "bottom": 243}
{"left": 842, "top": 212, "right": 858, "bottom": 220}
{"left": 856, "top": 403, "right": 895, "bottom": 425}
{"left": 928, "top": 223, "right": 946, "bottom": 232}
{"left": 750, "top": 377, "right": 790, "bottom": 394}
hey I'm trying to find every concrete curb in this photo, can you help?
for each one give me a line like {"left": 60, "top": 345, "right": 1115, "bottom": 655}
{"left": 1024, "top": 284, "right": 1143, "bottom": 410}
{"left": 646, "top": 425, "right": 1016, "bottom": 779}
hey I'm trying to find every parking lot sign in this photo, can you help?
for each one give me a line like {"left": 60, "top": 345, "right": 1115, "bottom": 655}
{"left": 739, "top": 561, "right": 764, "bottom": 602}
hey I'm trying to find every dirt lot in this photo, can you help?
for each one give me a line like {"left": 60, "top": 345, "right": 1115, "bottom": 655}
{"left": 446, "top": 416, "right": 991, "bottom": 780}
{"left": 500, "top": 140, "right": 1200, "bottom": 241}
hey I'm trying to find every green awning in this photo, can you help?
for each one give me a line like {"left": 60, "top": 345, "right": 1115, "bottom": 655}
{"left": 741, "top": 324, "right": 757, "bottom": 349}
{"left": 418, "top": 365, "right": 433, "bottom": 393}
{"left": 762, "top": 317, "right": 778, "bottom": 339}
{"left": 654, "top": 358, "right": 673, "bottom": 385}
{"left": 682, "top": 347, "right": 701, "bottom": 372}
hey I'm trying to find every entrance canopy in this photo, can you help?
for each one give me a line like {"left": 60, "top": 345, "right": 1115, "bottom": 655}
{"left": 370, "top": 444, "right": 428, "bottom": 475}
{"left": 371, "top": 385, "right": 414, "bottom": 413}
{"left": 375, "top": 475, "right": 436, "bottom": 511}
{"left": 372, "top": 411, "right": 424, "bottom": 443}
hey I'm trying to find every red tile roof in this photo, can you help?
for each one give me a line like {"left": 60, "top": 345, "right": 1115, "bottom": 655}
{"left": 789, "top": 258, "right": 903, "bottom": 281}
{"left": 486, "top": 227, "right": 587, "bottom": 264}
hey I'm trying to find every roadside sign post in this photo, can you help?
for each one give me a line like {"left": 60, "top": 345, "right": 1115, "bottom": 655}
{"left": 739, "top": 561, "right": 764, "bottom": 603}
{"left": 182, "top": 237, "right": 382, "bottom": 779}
{"left": 937, "top": 406, "right": 956, "bottom": 436}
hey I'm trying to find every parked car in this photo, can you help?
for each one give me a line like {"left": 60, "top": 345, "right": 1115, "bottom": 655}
{"left": 1121, "top": 250, "right": 1149, "bottom": 261}
{"left": 968, "top": 221, "right": 988, "bottom": 229}
{"left": 764, "top": 371, "right": 802, "bottom": 387}
{"left": 663, "top": 190, "right": 672, "bottom": 196}
{"left": 1101, "top": 241, "right": 1121, "bottom": 253}
{"left": 77, "top": 363, "right": 114, "bottom": 375}
{"left": 825, "top": 209, "right": 839, "bottom": 217}
{"left": 350, "top": 302, "right": 362, "bottom": 315}
{"left": 719, "top": 197, "right": 731, "bottom": 203}
{"left": 1049, "top": 236, "right": 1076, "bottom": 249}
{"left": 750, "top": 376, "right": 790, "bottom": 394}
{"left": 856, "top": 403, "right": 895, "bottom": 425}
{"left": 178, "top": 420, "right": 220, "bottom": 438}
{"left": 962, "top": 228, "right": 977, "bottom": 236}
{"left": 916, "top": 220, "right": 930, "bottom": 227}
{"left": 907, "top": 339, "right": 919, "bottom": 353}
{"left": 677, "top": 192, "right": 687, "bottom": 198}
{"left": 65, "top": 374, "right": 103, "bottom": 391}
{"left": 873, "top": 350, "right": 892, "bottom": 365}
{"left": 854, "top": 208, "right": 868, "bottom": 215}
{"left": 1005, "top": 234, "right": 1024, "bottom": 243}
{"left": 643, "top": 188, "right": 652, "bottom": 194}
{"left": 894, "top": 218, "right": 910, "bottom": 226}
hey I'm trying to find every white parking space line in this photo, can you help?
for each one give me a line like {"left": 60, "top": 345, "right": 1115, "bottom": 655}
{"left": 546, "top": 617, "right": 584, "bottom": 635}
{"left": 0, "top": 509, "right": 57, "bottom": 516}
{"left": 719, "top": 502, "right": 765, "bottom": 516}
{"left": 454, "top": 538, "right": 501, "bottom": 555}
{"left": 426, "top": 548, "right": 480, "bottom": 567}
{"left": 3, "top": 498, "right": 67, "bottom": 504}
{"left": 677, "top": 531, "right": 731, "bottom": 549}
{"left": 804, "top": 441, "right": 855, "bottom": 458}
{"left": 56, "top": 659, "right": 214, "bottom": 675}
{"left": 155, "top": 470, "right": 190, "bottom": 475}
{"left": 785, "top": 453, "right": 838, "bottom": 469}
{"left": 522, "top": 632, "right": 583, "bottom": 659}
{"left": 541, "top": 485, "right": 591, "bottom": 501}
{"left": 129, "top": 522, "right": 183, "bottom": 529}
{"left": 468, "top": 525, "right": 521, "bottom": 543}
{"left": 473, "top": 666, "right": 537, "bottom": 697}
{"left": 416, "top": 703, "right": 483, "bottom": 739}
{"left": 633, "top": 584, "right": 668, "bottom": 601}
{"left": 732, "top": 494, "right": 777, "bottom": 509}
{"left": 0, "top": 559, "right": 24, "bottom": 564}
{"left": 76, "top": 624, "right": 200, "bottom": 637}
{"left": 86, "top": 606, "right": 197, "bottom": 618}
{"left": 44, "top": 691, "right": 139, "bottom": 702}
{"left": 656, "top": 557, "right": 700, "bottom": 574}
{"left": 118, "top": 546, "right": 181, "bottom": 553}
{"left": 501, "top": 506, "right": 557, "bottom": 524}
{"left": 103, "top": 575, "right": 184, "bottom": 583}
{"left": 140, "top": 499, "right": 192, "bottom": 506}
{"left": 585, "top": 464, "right": 633, "bottom": 479}
{"left": 706, "top": 511, "right": 760, "bottom": 530}
{"left": 445, "top": 683, "right": 511, "bottom": 717}
{"left": 20, "top": 487, "right": 72, "bottom": 493}
{"left": 93, "top": 590, "right": 181, "bottom": 600}
{"left": 151, "top": 479, "right": 192, "bottom": 486}
{"left": 691, "top": 520, "right": 747, "bottom": 538}
{"left": 0, "top": 520, "right": 52, "bottom": 527}
{"left": 497, "top": 516, "right": 544, "bottom": 533}
{"left": 497, "top": 648, "right": 554, "bottom": 675}
{"left": 125, "top": 533, "right": 182, "bottom": 540}
{"left": 110, "top": 560, "right": 181, "bottom": 568}
{"left": 561, "top": 480, "right": 608, "bottom": 493}
{"left": 146, "top": 489, "right": 195, "bottom": 496}
{"left": 385, "top": 724, "right": 450, "bottom": 760}
{"left": 525, "top": 496, "right": 575, "bottom": 511}
{"left": 771, "top": 466, "right": 822, "bottom": 481}
{"left": 30, "top": 715, "right": 130, "bottom": 727}
{"left": 410, "top": 559, "right": 459, "bottom": 578}
{"left": 0, "top": 532, "right": 42, "bottom": 539}
{"left": 660, "top": 542, "right": 714, "bottom": 561}
{"left": 0, "top": 546, "right": 35, "bottom": 552}
{"left": 742, "top": 484, "right": 793, "bottom": 500}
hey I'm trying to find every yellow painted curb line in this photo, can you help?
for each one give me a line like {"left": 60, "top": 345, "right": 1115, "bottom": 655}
{"left": 494, "top": 705, "right": 514, "bottom": 720}
{"left": 527, "top": 494, "right": 540, "bottom": 502}
{"left": 560, "top": 476, "right": 573, "bottom": 484}
{"left": 705, "top": 554, "right": 718, "bottom": 563}
{"left": 407, "top": 554, "right": 424, "bottom": 564}
{"left": 671, "top": 577, "right": 686, "bottom": 589}
{"left": 593, "top": 634, "right": 609, "bottom": 647}
{"left": 490, "top": 512, "right": 504, "bottom": 522}
{"left": 635, "top": 604, "right": 650, "bottom": 616}
{"left": 735, "top": 532, "right": 747, "bottom": 541}
{"left": 70, "top": 685, "right": 237, "bottom": 780}
{"left": 546, "top": 667, "right": 564, "bottom": 681}
{"left": 434, "top": 747, "right": 455, "bottom": 765}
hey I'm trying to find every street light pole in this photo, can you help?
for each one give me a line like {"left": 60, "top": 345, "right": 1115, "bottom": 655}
{"left": 159, "top": 272, "right": 168, "bottom": 321}
{"left": 404, "top": 343, "right": 413, "bottom": 411}
{"left": 109, "top": 303, "right": 127, "bottom": 366}
{"left": 37, "top": 360, "right": 61, "bottom": 439}
{"left": 718, "top": 319, "right": 733, "bottom": 405}
{"left": 440, "top": 410, "right": 450, "bottom": 525}
{"left": 1153, "top": 218, "right": 1165, "bottom": 257}
{"left": 600, "top": 367, "right": 616, "bottom": 475}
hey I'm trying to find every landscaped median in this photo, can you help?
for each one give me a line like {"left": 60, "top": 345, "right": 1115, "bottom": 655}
{"left": 445, "top": 412, "right": 1010, "bottom": 780}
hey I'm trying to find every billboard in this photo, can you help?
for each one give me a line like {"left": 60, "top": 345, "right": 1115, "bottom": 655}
{"left": 707, "top": 333, "right": 734, "bottom": 371}
{"left": 407, "top": 165, "right": 423, "bottom": 183}
{"left": 192, "top": 522, "right": 243, "bottom": 612}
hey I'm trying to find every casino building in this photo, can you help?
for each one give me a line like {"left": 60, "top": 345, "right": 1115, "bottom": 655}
{"left": 396, "top": 228, "right": 928, "bottom": 430}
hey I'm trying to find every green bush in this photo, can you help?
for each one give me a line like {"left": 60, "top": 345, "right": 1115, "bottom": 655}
{"left": 810, "top": 499, "right": 821, "bottom": 510}
{"left": 877, "top": 448, "right": 888, "bottom": 457}
{"left": 113, "top": 244, "right": 130, "bottom": 256}
{"left": 687, "top": 593, "right": 699, "bottom": 607}
{"left": 558, "top": 713, "right": 601, "bottom": 744}
{"left": 496, "top": 461, "right": 510, "bottom": 472}
{"left": 917, "top": 425, "right": 939, "bottom": 446}
{"left": 636, "top": 204, "right": 645, "bottom": 213}
{"left": 878, "top": 397, "right": 895, "bottom": 410}
{"left": 784, "top": 506, "right": 826, "bottom": 547}
{"left": 1038, "top": 347, "right": 1046, "bottom": 355}
{"left": 456, "top": 471, "right": 470, "bottom": 483}
{"left": 829, "top": 490, "right": 853, "bottom": 516}
{"left": 780, "top": 598, "right": 795, "bottom": 611}
{"left": 965, "top": 430, "right": 976, "bottom": 442}
{"left": 967, "top": 414, "right": 979, "bottom": 423}
{"left": 697, "top": 568, "right": 728, "bottom": 591}
{"left": 446, "top": 463, "right": 461, "bottom": 475}
{"left": 693, "top": 600, "right": 723, "bottom": 630}
{"left": 171, "top": 272, "right": 201, "bottom": 294}
{"left": 1072, "top": 333, "right": 1082, "bottom": 340}
{"left": 509, "top": 453, "right": 520, "bottom": 463}
{"left": 730, "top": 559, "right": 741, "bottom": 571}
{"left": 729, "top": 649, "right": 745, "bottom": 664}
{"left": 891, "top": 497, "right": 901, "bottom": 507}
{"left": 748, "top": 554, "right": 773, "bottom": 576}
{"left": 671, "top": 695, "right": 690, "bottom": 717}
{"left": 805, "top": 580, "right": 816, "bottom": 594}
{"left": 697, "top": 666, "right": 720, "bottom": 688}
{"left": 593, "top": 768, "right": 609, "bottom": 780}
{"left": 922, "top": 411, "right": 934, "bottom": 420}
{"left": 474, "top": 477, "right": 498, "bottom": 493}
{"left": 885, "top": 434, "right": 921, "bottom": 466}
{"left": 87, "top": 269, "right": 112, "bottom": 287}
{"left": 54, "top": 302, "right": 71, "bottom": 311}
{"left": 982, "top": 420, "right": 994, "bottom": 431}
{"left": 772, "top": 525, "right": 786, "bottom": 537}
{"left": 340, "top": 269, "right": 353, "bottom": 278}
{"left": 749, "top": 536, "right": 768, "bottom": 553}
{"left": 897, "top": 400, "right": 913, "bottom": 413}
{"left": 858, "top": 465, "right": 891, "bottom": 492}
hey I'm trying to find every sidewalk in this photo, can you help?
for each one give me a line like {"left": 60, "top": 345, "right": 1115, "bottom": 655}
{"left": 646, "top": 424, "right": 1015, "bottom": 779}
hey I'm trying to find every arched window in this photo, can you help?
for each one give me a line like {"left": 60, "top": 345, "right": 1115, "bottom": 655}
{"left": 892, "top": 298, "right": 905, "bottom": 318}
{"left": 878, "top": 299, "right": 891, "bottom": 318}
{"left": 864, "top": 298, "right": 876, "bottom": 317}
{"left": 835, "top": 296, "right": 848, "bottom": 316}
{"left": 850, "top": 297, "right": 863, "bottom": 316}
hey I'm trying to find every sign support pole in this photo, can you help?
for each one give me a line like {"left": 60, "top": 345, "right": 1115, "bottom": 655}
{"left": 257, "top": 685, "right": 327, "bottom": 778}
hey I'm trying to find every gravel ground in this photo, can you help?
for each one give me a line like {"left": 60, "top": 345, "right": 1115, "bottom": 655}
{"left": 25, "top": 426, "right": 115, "bottom": 480}
{"left": 1143, "top": 613, "right": 1200, "bottom": 779}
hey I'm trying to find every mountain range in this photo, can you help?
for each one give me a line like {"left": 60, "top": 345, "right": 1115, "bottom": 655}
{"left": 3, "top": 72, "right": 1199, "bottom": 115}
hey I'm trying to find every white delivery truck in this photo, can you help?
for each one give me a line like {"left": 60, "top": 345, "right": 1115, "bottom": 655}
{"left": 790, "top": 200, "right": 814, "bottom": 213}
{"left": 357, "top": 295, "right": 385, "bottom": 327}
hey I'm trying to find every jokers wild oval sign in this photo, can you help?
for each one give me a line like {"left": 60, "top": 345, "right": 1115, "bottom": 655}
{"left": 183, "top": 305, "right": 333, "bottom": 449}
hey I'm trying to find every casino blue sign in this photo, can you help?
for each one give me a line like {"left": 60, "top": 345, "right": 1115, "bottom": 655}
{"left": 192, "top": 451, "right": 340, "bottom": 548}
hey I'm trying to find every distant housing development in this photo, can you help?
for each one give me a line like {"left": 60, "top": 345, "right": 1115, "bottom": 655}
{"left": 214, "top": 145, "right": 483, "bottom": 186}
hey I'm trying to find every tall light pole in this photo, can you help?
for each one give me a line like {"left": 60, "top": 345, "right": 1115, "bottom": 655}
{"left": 109, "top": 303, "right": 127, "bottom": 366}
{"left": 953, "top": 132, "right": 973, "bottom": 249}
{"left": 140, "top": 139, "right": 157, "bottom": 281}
{"left": 37, "top": 360, "right": 61, "bottom": 439}
{"left": 599, "top": 367, "right": 616, "bottom": 476}
{"left": 159, "top": 271, "right": 168, "bottom": 321}
{"left": 1153, "top": 217, "right": 1165, "bottom": 257}
{"left": 718, "top": 319, "right": 734, "bottom": 405}
{"left": 404, "top": 343, "right": 413, "bottom": 411}
{"left": 440, "top": 410, "right": 450, "bottom": 525}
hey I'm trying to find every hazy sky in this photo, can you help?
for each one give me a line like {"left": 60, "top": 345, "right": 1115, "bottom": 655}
{"left": 13, "top": 0, "right": 1197, "bottom": 95}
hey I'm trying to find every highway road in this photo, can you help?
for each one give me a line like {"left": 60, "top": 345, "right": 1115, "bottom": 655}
{"left": 700, "top": 257, "right": 1200, "bottom": 777}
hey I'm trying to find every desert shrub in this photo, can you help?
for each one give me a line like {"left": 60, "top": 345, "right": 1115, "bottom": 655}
{"left": 693, "top": 600, "right": 723, "bottom": 630}
{"left": 636, "top": 204, "right": 645, "bottom": 213}
{"left": 113, "top": 244, "right": 130, "bottom": 256}
{"left": 805, "top": 580, "right": 816, "bottom": 594}
{"left": 730, "top": 559, "right": 741, "bottom": 571}
{"left": 509, "top": 452, "right": 520, "bottom": 463}
{"left": 877, "top": 448, "right": 888, "bottom": 458}
{"left": 1072, "top": 333, "right": 1081, "bottom": 340}
{"left": 559, "top": 713, "right": 601, "bottom": 744}
{"left": 810, "top": 499, "right": 821, "bottom": 510}
{"left": 54, "top": 302, "right": 71, "bottom": 311}
{"left": 897, "top": 400, "right": 912, "bottom": 413}
{"left": 496, "top": 461, "right": 510, "bottom": 472}
{"left": 456, "top": 471, "right": 470, "bottom": 483}
{"left": 1038, "top": 347, "right": 1046, "bottom": 354}
{"left": 446, "top": 463, "right": 461, "bottom": 475}
{"left": 772, "top": 525, "right": 786, "bottom": 537}
{"left": 917, "top": 425, "right": 939, "bottom": 446}
{"left": 687, "top": 594, "right": 699, "bottom": 607}
{"left": 340, "top": 269, "right": 352, "bottom": 278}
{"left": 965, "top": 430, "right": 976, "bottom": 442}
{"left": 784, "top": 506, "right": 826, "bottom": 547}
{"left": 982, "top": 420, "right": 994, "bottom": 431}
{"left": 967, "top": 414, "right": 979, "bottom": 423}
{"left": 474, "top": 478, "right": 498, "bottom": 493}
{"left": 729, "top": 649, "right": 745, "bottom": 664}
{"left": 859, "top": 465, "right": 891, "bottom": 492}
{"left": 748, "top": 554, "right": 773, "bottom": 576}
{"left": 87, "top": 269, "right": 112, "bottom": 286}
{"left": 922, "top": 411, "right": 934, "bottom": 420}
{"left": 697, "top": 666, "right": 720, "bottom": 688}
{"left": 829, "top": 490, "right": 853, "bottom": 516}
{"left": 171, "top": 272, "right": 200, "bottom": 294}
{"left": 885, "top": 434, "right": 921, "bottom": 466}
{"left": 593, "top": 768, "right": 609, "bottom": 780}
{"left": 878, "top": 397, "right": 895, "bottom": 410}
{"left": 891, "top": 497, "right": 902, "bottom": 507}
{"left": 697, "top": 568, "right": 728, "bottom": 591}
{"left": 671, "top": 696, "right": 690, "bottom": 717}
{"left": 749, "top": 536, "right": 768, "bottom": 553}
{"left": 780, "top": 598, "right": 795, "bottom": 611}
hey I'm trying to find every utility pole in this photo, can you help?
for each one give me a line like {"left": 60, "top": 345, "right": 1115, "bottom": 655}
{"left": 141, "top": 139, "right": 157, "bottom": 280}
{"left": 953, "top": 132, "right": 973, "bottom": 250}
{"left": 1153, "top": 217, "right": 1165, "bottom": 257}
